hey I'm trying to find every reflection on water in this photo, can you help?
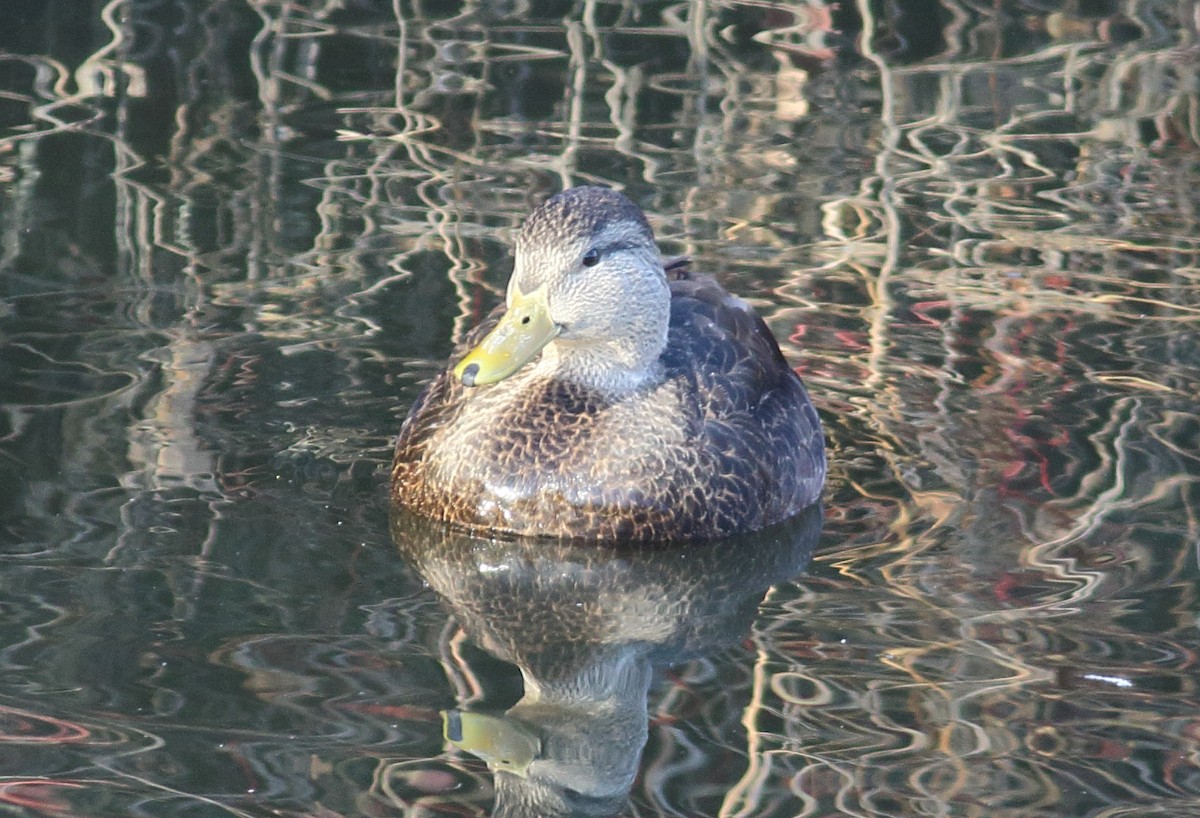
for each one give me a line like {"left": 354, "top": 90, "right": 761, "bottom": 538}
{"left": 1, "top": 0, "right": 1200, "bottom": 816}
{"left": 392, "top": 505, "right": 820, "bottom": 817}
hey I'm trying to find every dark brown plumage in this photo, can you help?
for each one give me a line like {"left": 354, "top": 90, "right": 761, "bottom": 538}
{"left": 391, "top": 187, "right": 825, "bottom": 541}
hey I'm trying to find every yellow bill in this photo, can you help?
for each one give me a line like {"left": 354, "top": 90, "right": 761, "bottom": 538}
{"left": 453, "top": 286, "right": 560, "bottom": 386}
{"left": 442, "top": 710, "right": 540, "bottom": 777}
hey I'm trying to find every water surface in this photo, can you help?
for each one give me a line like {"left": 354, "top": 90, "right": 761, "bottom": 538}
{"left": 1, "top": 1, "right": 1199, "bottom": 816}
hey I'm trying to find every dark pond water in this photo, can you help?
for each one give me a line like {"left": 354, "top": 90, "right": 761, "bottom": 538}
{"left": 2, "top": 1, "right": 1200, "bottom": 816}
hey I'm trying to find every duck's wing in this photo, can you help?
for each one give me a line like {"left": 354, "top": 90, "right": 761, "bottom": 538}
{"left": 664, "top": 274, "right": 793, "bottom": 408}
{"left": 664, "top": 273, "right": 826, "bottom": 526}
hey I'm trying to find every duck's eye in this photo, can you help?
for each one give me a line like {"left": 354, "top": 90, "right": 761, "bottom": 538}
{"left": 581, "top": 248, "right": 601, "bottom": 267}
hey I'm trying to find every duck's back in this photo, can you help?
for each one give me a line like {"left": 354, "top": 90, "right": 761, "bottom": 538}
{"left": 391, "top": 274, "right": 825, "bottom": 541}
{"left": 660, "top": 274, "right": 826, "bottom": 530}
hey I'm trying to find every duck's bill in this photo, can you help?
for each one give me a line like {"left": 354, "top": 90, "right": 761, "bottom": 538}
{"left": 442, "top": 709, "right": 540, "bottom": 777}
{"left": 454, "top": 287, "right": 560, "bottom": 386}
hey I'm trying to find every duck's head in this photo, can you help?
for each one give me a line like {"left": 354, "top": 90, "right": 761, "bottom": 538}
{"left": 454, "top": 187, "right": 670, "bottom": 392}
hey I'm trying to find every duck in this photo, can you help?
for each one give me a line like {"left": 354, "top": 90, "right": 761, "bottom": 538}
{"left": 391, "top": 186, "right": 825, "bottom": 541}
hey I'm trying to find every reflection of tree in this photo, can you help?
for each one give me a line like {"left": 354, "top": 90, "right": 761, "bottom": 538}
{"left": 791, "top": 3, "right": 1200, "bottom": 814}
{"left": 0, "top": 0, "right": 1198, "bottom": 816}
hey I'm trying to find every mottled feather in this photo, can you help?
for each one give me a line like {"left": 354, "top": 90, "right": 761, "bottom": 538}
{"left": 391, "top": 190, "right": 825, "bottom": 541}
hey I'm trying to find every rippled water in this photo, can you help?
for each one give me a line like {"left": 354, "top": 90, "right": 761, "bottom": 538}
{"left": 2, "top": 1, "right": 1199, "bottom": 816}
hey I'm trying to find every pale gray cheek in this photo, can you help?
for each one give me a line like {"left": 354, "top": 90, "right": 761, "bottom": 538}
{"left": 556, "top": 313, "right": 592, "bottom": 338}
{"left": 558, "top": 304, "right": 614, "bottom": 340}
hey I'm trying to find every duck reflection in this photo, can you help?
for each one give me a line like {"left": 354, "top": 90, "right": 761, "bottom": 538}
{"left": 390, "top": 504, "right": 822, "bottom": 818}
